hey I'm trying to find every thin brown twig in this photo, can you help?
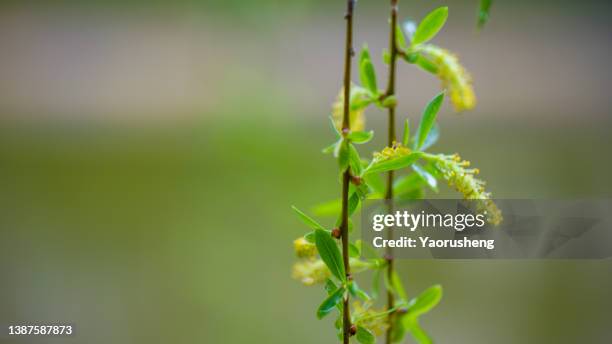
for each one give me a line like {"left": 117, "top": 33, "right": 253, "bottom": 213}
{"left": 340, "top": 1, "right": 356, "bottom": 343}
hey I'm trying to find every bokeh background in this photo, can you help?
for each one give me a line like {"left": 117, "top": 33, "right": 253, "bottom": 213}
{"left": 1, "top": 0, "right": 611, "bottom": 343}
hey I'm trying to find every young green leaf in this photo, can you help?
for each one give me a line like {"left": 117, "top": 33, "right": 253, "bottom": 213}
{"left": 389, "top": 270, "right": 407, "bottom": 302}
{"left": 415, "top": 92, "right": 444, "bottom": 150}
{"left": 348, "top": 241, "right": 361, "bottom": 258}
{"left": 348, "top": 280, "right": 370, "bottom": 301}
{"left": 292, "top": 206, "right": 326, "bottom": 231}
{"left": 478, "top": 0, "right": 493, "bottom": 29}
{"left": 356, "top": 326, "right": 375, "bottom": 344}
{"left": 314, "top": 229, "right": 346, "bottom": 282}
{"left": 363, "top": 172, "right": 386, "bottom": 196}
{"left": 348, "top": 144, "right": 363, "bottom": 176}
{"left": 304, "top": 231, "right": 315, "bottom": 243}
{"left": 382, "top": 48, "right": 391, "bottom": 64}
{"left": 325, "top": 278, "right": 338, "bottom": 295}
{"left": 390, "top": 315, "right": 408, "bottom": 343}
{"left": 397, "top": 188, "right": 425, "bottom": 201}
{"left": 402, "top": 118, "right": 410, "bottom": 146}
{"left": 338, "top": 140, "right": 350, "bottom": 170}
{"left": 360, "top": 44, "right": 372, "bottom": 63}
{"left": 329, "top": 116, "right": 341, "bottom": 138}
{"left": 353, "top": 182, "right": 370, "bottom": 201}
{"left": 359, "top": 46, "right": 378, "bottom": 95}
{"left": 412, "top": 7, "right": 449, "bottom": 46}
{"left": 406, "top": 284, "right": 443, "bottom": 317}
{"left": 393, "top": 173, "right": 424, "bottom": 197}
{"left": 317, "top": 286, "right": 345, "bottom": 319}
{"left": 348, "top": 191, "right": 361, "bottom": 216}
{"left": 407, "top": 319, "right": 433, "bottom": 344}
{"left": 420, "top": 123, "right": 439, "bottom": 151}
{"left": 312, "top": 198, "right": 341, "bottom": 217}
{"left": 396, "top": 24, "right": 408, "bottom": 51}
{"left": 412, "top": 163, "right": 438, "bottom": 192}
{"left": 363, "top": 152, "right": 423, "bottom": 176}
{"left": 322, "top": 139, "right": 341, "bottom": 154}
{"left": 347, "top": 130, "right": 374, "bottom": 144}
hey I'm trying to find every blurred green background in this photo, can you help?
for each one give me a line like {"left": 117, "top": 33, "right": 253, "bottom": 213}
{"left": 1, "top": 0, "right": 611, "bottom": 343}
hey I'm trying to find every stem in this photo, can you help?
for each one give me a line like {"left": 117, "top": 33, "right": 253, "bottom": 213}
{"left": 341, "top": 1, "right": 355, "bottom": 343}
{"left": 385, "top": 1, "right": 399, "bottom": 343}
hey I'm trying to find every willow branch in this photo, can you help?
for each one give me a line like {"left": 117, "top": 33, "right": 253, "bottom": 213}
{"left": 341, "top": 1, "right": 356, "bottom": 343}
{"left": 385, "top": 1, "right": 399, "bottom": 343}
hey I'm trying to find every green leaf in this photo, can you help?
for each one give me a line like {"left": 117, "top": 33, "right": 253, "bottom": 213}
{"left": 363, "top": 173, "right": 385, "bottom": 195}
{"left": 348, "top": 144, "right": 363, "bottom": 176}
{"left": 390, "top": 315, "right": 408, "bottom": 343}
{"left": 317, "top": 286, "right": 345, "bottom": 319}
{"left": 360, "top": 44, "right": 372, "bottom": 63}
{"left": 312, "top": 199, "right": 341, "bottom": 217}
{"left": 338, "top": 140, "right": 350, "bottom": 171}
{"left": 396, "top": 24, "right": 407, "bottom": 51}
{"left": 312, "top": 193, "right": 362, "bottom": 218}
{"left": 354, "top": 182, "right": 370, "bottom": 200}
{"left": 347, "top": 130, "right": 374, "bottom": 144}
{"left": 412, "top": 7, "right": 449, "bottom": 46}
{"left": 390, "top": 271, "right": 407, "bottom": 301}
{"left": 477, "top": 0, "right": 493, "bottom": 29}
{"left": 402, "top": 118, "right": 410, "bottom": 146}
{"left": 412, "top": 163, "right": 438, "bottom": 192}
{"left": 325, "top": 278, "right": 338, "bottom": 295}
{"left": 348, "top": 280, "right": 370, "bottom": 301}
{"left": 364, "top": 152, "right": 423, "bottom": 176}
{"left": 304, "top": 231, "right": 315, "bottom": 243}
{"left": 393, "top": 173, "right": 424, "bottom": 197}
{"left": 292, "top": 206, "right": 326, "bottom": 231}
{"left": 329, "top": 116, "right": 341, "bottom": 138}
{"left": 397, "top": 188, "right": 425, "bottom": 201}
{"left": 415, "top": 92, "right": 444, "bottom": 150}
{"left": 414, "top": 54, "right": 439, "bottom": 74}
{"left": 322, "top": 139, "right": 340, "bottom": 154}
{"left": 407, "top": 284, "right": 443, "bottom": 317}
{"left": 356, "top": 326, "right": 375, "bottom": 344}
{"left": 382, "top": 48, "right": 391, "bottom": 64}
{"left": 407, "top": 319, "right": 433, "bottom": 344}
{"left": 420, "top": 123, "right": 439, "bottom": 151}
{"left": 348, "top": 191, "right": 361, "bottom": 216}
{"left": 314, "top": 229, "right": 346, "bottom": 282}
{"left": 359, "top": 45, "right": 378, "bottom": 95}
{"left": 348, "top": 241, "right": 361, "bottom": 258}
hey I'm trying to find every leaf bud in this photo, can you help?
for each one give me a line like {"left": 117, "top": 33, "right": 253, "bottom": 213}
{"left": 331, "top": 228, "right": 342, "bottom": 239}
{"left": 350, "top": 175, "right": 363, "bottom": 185}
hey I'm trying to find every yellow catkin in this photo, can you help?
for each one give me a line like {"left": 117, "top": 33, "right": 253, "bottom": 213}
{"left": 293, "top": 237, "right": 316, "bottom": 259}
{"left": 291, "top": 259, "right": 330, "bottom": 286}
{"left": 372, "top": 142, "right": 411, "bottom": 161}
{"left": 331, "top": 84, "right": 369, "bottom": 132}
{"left": 429, "top": 153, "right": 502, "bottom": 225}
{"left": 416, "top": 44, "right": 476, "bottom": 112}
{"left": 352, "top": 301, "right": 389, "bottom": 336}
